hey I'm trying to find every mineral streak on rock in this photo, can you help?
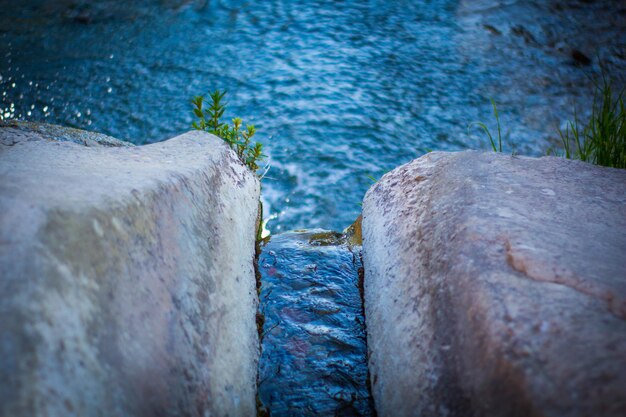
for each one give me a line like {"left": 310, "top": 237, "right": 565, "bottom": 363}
{"left": 0, "top": 125, "right": 261, "bottom": 417}
{"left": 362, "top": 151, "right": 626, "bottom": 417}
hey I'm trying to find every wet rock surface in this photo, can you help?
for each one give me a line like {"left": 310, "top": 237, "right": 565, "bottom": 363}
{"left": 456, "top": 0, "right": 626, "bottom": 152}
{"left": 362, "top": 151, "right": 626, "bottom": 417}
{"left": 458, "top": 0, "right": 626, "bottom": 71}
{"left": 0, "top": 127, "right": 260, "bottom": 416}
{"left": 258, "top": 230, "right": 374, "bottom": 416}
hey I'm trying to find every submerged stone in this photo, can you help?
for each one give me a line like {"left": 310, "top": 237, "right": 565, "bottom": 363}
{"left": 258, "top": 230, "right": 374, "bottom": 416}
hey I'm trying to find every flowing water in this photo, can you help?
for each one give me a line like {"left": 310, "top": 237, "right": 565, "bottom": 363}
{"left": 257, "top": 230, "right": 373, "bottom": 416}
{"left": 2, "top": 1, "right": 625, "bottom": 414}
{"left": 2, "top": 0, "right": 624, "bottom": 232}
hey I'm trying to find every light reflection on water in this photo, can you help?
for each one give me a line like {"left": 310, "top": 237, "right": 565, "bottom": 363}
{"left": 1, "top": 0, "right": 624, "bottom": 232}
{"left": 2, "top": 2, "right": 624, "bottom": 414}
{"left": 258, "top": 230, "right": 374, "bottom": 416}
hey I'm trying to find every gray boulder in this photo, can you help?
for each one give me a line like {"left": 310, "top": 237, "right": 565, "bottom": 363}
{"left": 362, "top": 151, "right": 626, "bottom": 417}
{"left": 0, "top": 124, "right": 261, "bottom": 417}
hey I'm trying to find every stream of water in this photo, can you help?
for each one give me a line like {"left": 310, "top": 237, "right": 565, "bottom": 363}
{"left": 2, "top": 0, "right": 623, "bottom": 232}
{"left": 257, "top": 230, "right": 373, "bottom": 416}
{"left": 2, "top": 1, "right": 624, "bottom": 414}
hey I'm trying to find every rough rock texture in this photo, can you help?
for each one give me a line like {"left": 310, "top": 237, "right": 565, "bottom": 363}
{"left": 0, "top": 125, "right": 260, "bottom": 417}
{"left": 362, "top": 151, "right": 626, "bottom": 417}
{"left": 1, "top": 120, "right": 134, "bottom": 147}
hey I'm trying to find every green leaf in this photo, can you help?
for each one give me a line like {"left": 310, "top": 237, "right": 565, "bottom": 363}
{"left": 468, "top": 121, "right": 496, "bottom": 152}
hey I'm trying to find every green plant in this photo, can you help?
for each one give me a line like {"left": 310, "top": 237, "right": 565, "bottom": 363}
{"left": 469, "top": 98, "right": 503, "bottom": 152}
{"left": 365, "top": 174, "right": 378, "bottom": 183}
{"left": 192, "top": 90, "right": 266, "bottom": 172}
{"left": 555, "top": 78, "right": 625, "bottom": 168}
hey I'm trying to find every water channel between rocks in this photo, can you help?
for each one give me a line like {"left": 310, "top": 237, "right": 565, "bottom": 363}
{"left": 257, "top": 229, "right": 374, "bottom": 416}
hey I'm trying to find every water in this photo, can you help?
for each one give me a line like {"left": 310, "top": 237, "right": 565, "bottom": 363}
{"left": 2, "top": 0, "right": 624, "bottom": 232}
{"left": 257, "top": 230, "right": 373, "bottom": 416}
{"left": 2, "top": 1, "right": 625, "bottom": 414}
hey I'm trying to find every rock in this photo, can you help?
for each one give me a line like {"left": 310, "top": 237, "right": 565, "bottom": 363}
{"left": 0, "top": 121, "right": 134, "bottom": 147}
{"left": 510, "top": 25, "right": 538, "bottom": 45}
{"left": 343, "top": 214, "right": 363, "bottom": 246}
{"left": 0, "top": 125, "right": 261, "bottom": 416}
{"left": 483, "top": 24, "right": 501, "bottom": 36}
{"left": 362, "top": 151, "right": 626, "bottom": 417}
{"left": 571, "top": 49, "right": 592, "bottom": 66}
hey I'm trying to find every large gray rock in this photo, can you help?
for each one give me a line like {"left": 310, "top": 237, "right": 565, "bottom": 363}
{"left": 362, "top": 151, "right": 626, "bottom": 417}
{"left": 0, "top": 124, "right": 261, "bottom": 417}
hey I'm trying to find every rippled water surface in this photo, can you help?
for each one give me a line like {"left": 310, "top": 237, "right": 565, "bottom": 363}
{"left": 258, "top": 230, "right": 373, "bottom": 416}
{"left": 2, "top": 1, "right": 625, "bottom": 415}
{"left": 1, "top": 0, "right": 624, "bottom": 231}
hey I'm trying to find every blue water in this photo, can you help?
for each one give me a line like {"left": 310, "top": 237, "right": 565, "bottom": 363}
{"left": 258, "top": 230, "right": 373, "bottom": 416}
{"left": 2, "top": 0, "right": 622, "bottom": 232}
{"left": 3, "top": 1, "right": 624, "bottom": 415}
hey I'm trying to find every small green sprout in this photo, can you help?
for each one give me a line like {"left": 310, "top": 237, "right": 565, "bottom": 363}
{"left": 192, "top": 90, "right": 266, "bottom": 173}
{"left": 469, "top": 98, "right": 503, "bottom": 152}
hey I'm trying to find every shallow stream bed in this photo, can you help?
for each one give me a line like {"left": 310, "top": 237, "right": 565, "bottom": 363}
{"left": 257, "top": 230, "right": 374, "bottom": 416}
